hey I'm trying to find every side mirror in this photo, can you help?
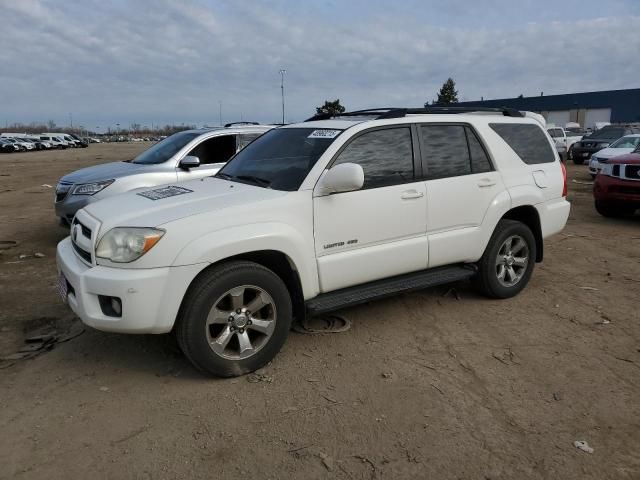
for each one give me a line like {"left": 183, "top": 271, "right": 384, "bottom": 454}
{"left": 316, "top": 162, "right": 364, "bottom": 196}
{"left": 179, "top": 155, "right": 200, "bottom": 170}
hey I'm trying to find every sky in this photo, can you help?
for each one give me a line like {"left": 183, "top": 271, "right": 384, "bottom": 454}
{"left": 1, "top": 0, "right": 639, "bottom": 130}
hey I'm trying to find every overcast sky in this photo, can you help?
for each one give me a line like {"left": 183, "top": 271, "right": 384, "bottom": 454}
{"left": 2, "top": 0, "right": 639, "bottom": 130}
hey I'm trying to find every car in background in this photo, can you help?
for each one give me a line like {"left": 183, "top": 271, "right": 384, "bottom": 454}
{"left": 54, "top": 124, "right": 273, "bottom": 225}
{"left": 588, "top": 135, "right": 640, "bottom": 177}
{"left": 39, "top": 135, "right": 68, "bottom": 149}
{"left": 0, "top": 138, "right": 19, "bottom": 153}
{"left": 547, "top": 126, "right": 584, "bottom": 160}
{"left": 23, "top": 137, "right": 51, "bottom": 150}
{"left": 593, "top": 147, "right": 640, "bottom": 217}
{"left": 69, "top": 134, "right": 89, "bottom": 148}
{"left": 3, "top": 138, "right": 34, "bottom": 151}
{"left": 571, "top": 126, "right": 640, "bottom": 164}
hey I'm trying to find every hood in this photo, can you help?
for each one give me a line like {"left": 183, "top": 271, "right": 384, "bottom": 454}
{"left": 593, "top": 147, "right": 636, "bottom": 159}
{"left": 605, "top": 152, "right": 640, "bottom": 165}
{"left": 84, "top": 177, "right": 288, "bottom": 231}
{"left": 59, "top": 161, "right": 150, "bottom": 184}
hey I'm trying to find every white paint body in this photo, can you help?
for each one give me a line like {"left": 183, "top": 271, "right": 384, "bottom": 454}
{"left": 57, "top": 113, "right": 570, "bottom": 334}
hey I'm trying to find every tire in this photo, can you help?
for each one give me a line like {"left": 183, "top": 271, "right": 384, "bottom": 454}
{"left": 595, "top": 200, "right": 634, "bottom": 218}
{"left": 476, "top": 219, "right": 536, "bottom": 299}
{"left": 572, "top": 156, "right": 584, "bottom": 165}
{"left": 175, "top": 261, "right": 292, "bottom": 377}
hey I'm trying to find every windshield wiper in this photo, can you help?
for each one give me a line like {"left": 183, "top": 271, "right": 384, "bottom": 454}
{"left": 235, "top": 175, "right": 272, "bottom": 187}
{"left": 215, "top": 172, "right": 234, "bottom": 180}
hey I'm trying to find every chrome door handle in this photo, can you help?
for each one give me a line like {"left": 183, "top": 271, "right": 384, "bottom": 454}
{"left": 401, "top": 190, "right": 424, "bottom": 199}
{"left": 477, "top": 178, "right": 496, "bottom": 188}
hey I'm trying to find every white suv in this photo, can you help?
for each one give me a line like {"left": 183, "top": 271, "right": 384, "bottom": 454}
{"left": 56, "top": 107, "right": 570, "bottom": 377}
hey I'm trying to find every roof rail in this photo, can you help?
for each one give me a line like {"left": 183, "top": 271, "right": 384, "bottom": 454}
{"left": 305, "top": 106, "right": 523, "bottom": 122}
{"left": 224, "top": 122, "right": 260, "bottom": 127}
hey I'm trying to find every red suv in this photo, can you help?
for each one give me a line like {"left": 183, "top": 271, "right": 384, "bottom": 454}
{"left": 593, "top": 149, "right": 640, "bottom": 217}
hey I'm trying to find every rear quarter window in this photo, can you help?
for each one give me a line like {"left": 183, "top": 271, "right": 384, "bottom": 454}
{"left": 490, "top": 123, "right": 556, "bottom": 164}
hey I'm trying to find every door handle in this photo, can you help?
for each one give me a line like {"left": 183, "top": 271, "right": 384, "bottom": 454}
{"left": 401, "top": 190, "right": 424, "bottom": 200}
{"left": 477, "top": 178, "right": 496, "bottom": 188}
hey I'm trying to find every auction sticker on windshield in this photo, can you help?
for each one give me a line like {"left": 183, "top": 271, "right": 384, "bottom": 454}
{"left": 137, "top": 185, "right": 193, "bottom": 201}
{"left": 308, "top": 130, "right": 341, "bottom": 139}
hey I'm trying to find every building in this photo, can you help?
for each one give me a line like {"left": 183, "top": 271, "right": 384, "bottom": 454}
{"left": 458, "top": 88, "right": 640, "bottom": 129}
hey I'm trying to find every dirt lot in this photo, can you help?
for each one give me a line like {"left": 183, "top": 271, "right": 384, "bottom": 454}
{"left": 0, "top": 144, "right": 639, "bottom": 479}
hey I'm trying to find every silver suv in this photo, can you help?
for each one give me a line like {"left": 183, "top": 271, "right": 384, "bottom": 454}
{"left": 55, "top": 123, "right": 273, "bottom": 225}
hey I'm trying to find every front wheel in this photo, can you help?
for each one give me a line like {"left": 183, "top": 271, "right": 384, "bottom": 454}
{"left": 476, "top": 220, "right": 536, "bottom": 299}
{"left": 595, "top": 200, "right": 635, "bottom": 218}
{"left": 175, "top": 261, "right": 292, "bottom": 377}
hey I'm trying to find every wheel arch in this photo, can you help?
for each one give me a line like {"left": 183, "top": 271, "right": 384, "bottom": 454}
{"left": 177, "top": 249, "right": 306, "bottom": 329}
{"left": 501, "top": 205, "right": 543, "bottom": 262}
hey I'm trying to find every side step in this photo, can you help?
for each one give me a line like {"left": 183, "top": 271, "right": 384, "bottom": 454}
{"left": 306, "top": 264, "right": 476, "bottom": 315}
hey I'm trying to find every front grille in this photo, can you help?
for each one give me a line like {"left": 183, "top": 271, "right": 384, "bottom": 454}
{"left": 625, "top": 165, "right": 640, "bottom": 180}
{"left": 72, "top": 241, "right": 92, "bottom": 263}
{"left": 613, "top": 165, "right": 620, "bottom": 177}
{"left": 73, "top": 217, "right": 92, "bottom": 238}
{"left": 55, "top": 182, "right": 73, "bottom": 202}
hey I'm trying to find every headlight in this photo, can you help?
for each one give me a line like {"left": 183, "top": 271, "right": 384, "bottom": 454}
{"left": 600, "top": 163, "right": 613, "bottom": 176}
{"left": 96, "top": 227, "right": 165, "bottom": 263}
{"left": 72, "top": 179, "right": 114, "bottom": 195}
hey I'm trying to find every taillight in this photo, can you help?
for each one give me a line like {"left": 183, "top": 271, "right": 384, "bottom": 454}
{"left": 560, "top": 161, "right": 567, "bottom": 197}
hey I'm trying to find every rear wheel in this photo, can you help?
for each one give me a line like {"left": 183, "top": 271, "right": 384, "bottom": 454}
{"left": 476, "top": 220, "right": 536, "bottom": 299}
{"left": 175, "top": 261, "right": 292, "bottom": 377}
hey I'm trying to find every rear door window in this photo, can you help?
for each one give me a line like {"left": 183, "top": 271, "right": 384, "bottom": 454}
{"left": 490, "top": 123, "right": 556, "bottom": 164}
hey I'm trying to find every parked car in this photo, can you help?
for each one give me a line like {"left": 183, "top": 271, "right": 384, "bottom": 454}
{"left": 39, "top": 135, "right": 68, "bottom": 149}
{"left": 588, "top": 135, "right": 640, "bottom": 177}
{"left": 546, "top": 127, "right": 585, "bottom": 161}
{"left": 54, "top": 124, "right": 273, "bottom": 225}
{"left": 571, "top": 126, "right": 640, "bottom": 164}
{"left": 23, "top": 137, "right": 51, "bottom": 150}
{"left": 56, "top": 107, "right": 570, "bottom": 377}
{"left": 0, "top": 138, "right": 19, "bottom": 153}
{"left": 69, "top": 134, "right": 89, "bottom": 148}
{"left": 593, "top": 147, "right": 640, "bottom": 217}
{"left": 4, "top": 138, "right": 34, "bottom": 151}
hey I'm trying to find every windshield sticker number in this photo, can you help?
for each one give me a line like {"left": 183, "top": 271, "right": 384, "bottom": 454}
{"left": 137, "top": 185, "right": 193, "bottom": 200}
{"left": 308, "top": 129, "right": 341, "bottom": 139}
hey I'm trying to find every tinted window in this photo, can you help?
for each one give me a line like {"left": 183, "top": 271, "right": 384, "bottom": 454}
{"left": 333, "top": 127, "right": 414, "bottom": 189}
{"left": 490, "top": 123, "right": 556, "bottom": 164}
{"left": 589, "top": 128, "right": 624, "bottom": 140}
{"left": 187, "top": 135, "right": 236, "bottom": 164}
{"left": 420, "top": 125, "right": 470, "bottom": 178}
{"left": 610, "top": 136, "right": 640, "bottom": 149}
{"left": 217, "top": 128, "right": 340, "bottom": 191}
{"left": 466, "top": 127, "right": 492, "bottom": 173}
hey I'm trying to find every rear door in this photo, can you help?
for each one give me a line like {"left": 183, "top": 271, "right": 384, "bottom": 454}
{"left": 313, "top": 126, "right": 427, "bottom": 292}
{"left": 419, "top": 123, "right": 505, "bottom": 268}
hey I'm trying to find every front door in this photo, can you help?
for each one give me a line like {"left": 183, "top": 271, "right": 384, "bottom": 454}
{"left": 176, "top": 134, "right": 237, "bottom": 181}
{"left": 313, "top": 126, "right": 428, "bottom": 293}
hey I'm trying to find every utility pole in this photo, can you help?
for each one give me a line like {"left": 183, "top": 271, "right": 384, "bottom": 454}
{"left": 69, "top": 113, "right": 73, "bottom": 128}
{"left": 279, "top": 69, "right": 286, "bottom": 124}
{"left": 219, "top": 100, "right": 222, "bottom": 126}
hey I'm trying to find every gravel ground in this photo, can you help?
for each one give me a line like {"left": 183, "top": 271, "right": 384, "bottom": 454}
{"left": 0, "top": 144, "right": 639, "bottom": 479}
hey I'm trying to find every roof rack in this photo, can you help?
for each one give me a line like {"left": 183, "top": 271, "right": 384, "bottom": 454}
{"left": 224, "top": 122, "right": 260, "bottom": 127}
{"left": 305, "top": 106, "right": 523, "bottom": 122}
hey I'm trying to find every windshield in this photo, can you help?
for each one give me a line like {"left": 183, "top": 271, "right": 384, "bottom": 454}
{"left": 589, "top": 128, "right": 624, "bottom": 140}
{"left": 132, "top": 131, "right": 200, "bottom": 164}
{"left": 548, "top": 128, "right": 563, "bottom": 138}
{"left": 216, "top": 127, "right": 342, "bottom": 191}
{"left": 610, "top": 136, "right": 640, "bottom": 149}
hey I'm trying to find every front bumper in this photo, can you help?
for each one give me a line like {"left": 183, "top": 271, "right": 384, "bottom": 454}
{"left": 593, "top": 175, "right": 640, "bottom": 205}
{"left": 56, "top": 237, "right": 207, "bottom": 333}
{"left": 572, "top": 147, "right": 604, "bottom": 163}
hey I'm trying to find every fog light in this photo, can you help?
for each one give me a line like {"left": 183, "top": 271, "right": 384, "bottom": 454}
{"left": 98, "top": 295, "right": 122, "bottom": 317}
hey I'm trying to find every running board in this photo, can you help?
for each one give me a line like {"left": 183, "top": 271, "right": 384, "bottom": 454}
{"left": 306, "top": 265, "right": 476, "bottom": 315}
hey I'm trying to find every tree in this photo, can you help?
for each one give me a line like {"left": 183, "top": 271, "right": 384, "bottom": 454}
{"left": 429, "top": 78, "right": 459, "bottom": 106}
{"left": 316, "top": 99, "right": 346, "bottom": 116}
{"left": 47, "top": 119, "right": 56, "bottom": 129}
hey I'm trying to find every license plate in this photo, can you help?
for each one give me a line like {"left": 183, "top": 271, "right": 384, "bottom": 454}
{"left": 57, "top": 273, "right": 68, "bottom": 303}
